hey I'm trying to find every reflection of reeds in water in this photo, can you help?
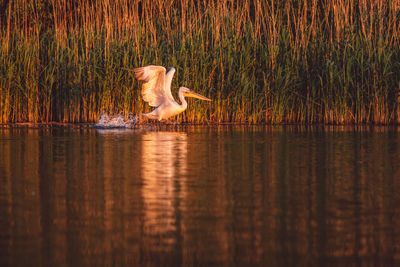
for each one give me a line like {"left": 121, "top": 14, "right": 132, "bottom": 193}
{"left": 0, "top": 1, "right": 399, "bottom": 124}
{"left": 1, "top": 127, "right": 400, "bottom": 265}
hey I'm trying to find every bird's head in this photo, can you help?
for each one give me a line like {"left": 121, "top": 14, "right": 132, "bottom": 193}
{"left": 180, "top": 87, "right": 211, "bottom": 101}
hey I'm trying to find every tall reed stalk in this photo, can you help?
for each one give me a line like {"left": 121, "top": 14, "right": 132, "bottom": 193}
{"left": 0, "top": 0, "right": 399, "bottom": 124}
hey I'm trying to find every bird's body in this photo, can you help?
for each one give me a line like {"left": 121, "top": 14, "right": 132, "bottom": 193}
{"left": 133, "top": 65, "right": 210, "bottom": 121}
{"left": 141, "top": 93, "right": 187, "bottom": 120}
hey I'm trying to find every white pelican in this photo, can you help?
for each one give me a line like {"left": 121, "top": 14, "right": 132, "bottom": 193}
{"left": 133, "top": 65, "right": 211, "bottom": 121}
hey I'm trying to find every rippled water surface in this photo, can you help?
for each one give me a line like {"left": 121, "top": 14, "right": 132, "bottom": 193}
{"left": 1, "top": 126, "right": 400, "bottom": 266}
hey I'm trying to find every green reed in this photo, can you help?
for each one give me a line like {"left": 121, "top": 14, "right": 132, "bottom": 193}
{"left": 0, "top": 0, "right": 399, "bottom": 124}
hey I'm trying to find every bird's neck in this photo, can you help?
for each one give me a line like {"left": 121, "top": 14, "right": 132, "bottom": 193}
{"left": 178, "top": 90, "right": 188, "bottom": 110}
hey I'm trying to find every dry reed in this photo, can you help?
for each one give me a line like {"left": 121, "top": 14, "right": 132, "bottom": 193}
{"left": 0, "top": 0, "right": 399, "bottom": 124}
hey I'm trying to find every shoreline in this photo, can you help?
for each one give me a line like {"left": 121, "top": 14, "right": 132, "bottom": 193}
{"left": 1, "top": 122, "right": 400, "bottom": 129}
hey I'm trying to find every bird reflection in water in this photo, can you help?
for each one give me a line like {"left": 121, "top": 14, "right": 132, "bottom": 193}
{"left": 141, "top": 131, "right": 187, "bottom": 252}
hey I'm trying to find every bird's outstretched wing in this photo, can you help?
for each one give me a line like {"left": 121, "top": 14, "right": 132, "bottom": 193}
{"left": 133, "top": 65, "right": 174, "bottom": 107}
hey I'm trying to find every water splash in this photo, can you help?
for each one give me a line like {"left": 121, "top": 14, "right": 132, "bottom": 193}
{"left": 94, "top": 113, "right": 139, "bottom": 128}
{"left": 93, "top": 112, "right": 183, "bottom": 130}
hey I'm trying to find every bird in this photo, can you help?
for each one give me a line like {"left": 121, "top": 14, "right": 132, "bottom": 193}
{"left": 133, "top": 65, "right": 211, "bottom": 121}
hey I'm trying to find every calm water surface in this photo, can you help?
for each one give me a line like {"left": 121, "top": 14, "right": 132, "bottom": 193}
{"left": 0, "top": 126, "right": 400, "bottom": 266}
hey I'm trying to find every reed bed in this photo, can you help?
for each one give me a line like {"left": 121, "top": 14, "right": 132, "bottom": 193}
{"left": 0, "top": 0, "right": 399, "bottom": 124}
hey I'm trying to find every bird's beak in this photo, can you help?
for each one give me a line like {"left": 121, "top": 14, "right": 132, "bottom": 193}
{"left": 184, "top": 90, "right": 211, "bottom": 101}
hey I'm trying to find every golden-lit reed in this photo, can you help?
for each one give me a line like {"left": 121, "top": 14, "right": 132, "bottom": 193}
{"left": 0, "top": 0, "right": 399, "bottom": 124}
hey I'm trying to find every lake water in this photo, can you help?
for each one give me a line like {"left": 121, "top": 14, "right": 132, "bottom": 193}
{"left": 1, "top": 125, "right": 400, "bottom": 266}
